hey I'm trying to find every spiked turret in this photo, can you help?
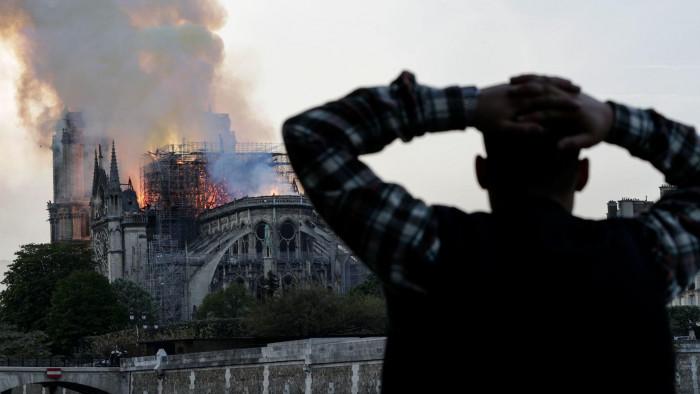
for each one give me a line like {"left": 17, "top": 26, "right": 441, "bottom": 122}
{"left": 109, "top": 141, "right": 121, "bottom": 192}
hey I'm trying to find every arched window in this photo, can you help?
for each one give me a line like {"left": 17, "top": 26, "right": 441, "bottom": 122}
{"left": 255, "top": 222, "right": 272, "bottom": 258}
{"left": 279, "top": 220, "right": 297, "bottom": 259}
{"left": 300, "top": 232, "right": 313, "bottom": 253}
{"left": 241, "top": 236, "right": 249, "bottom": 255}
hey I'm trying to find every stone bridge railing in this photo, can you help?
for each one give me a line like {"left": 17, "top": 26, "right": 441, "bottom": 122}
{"left": 0, "top": 366, "right": 122, "bottom": 394}
{"left": 10, "top": 337, "right": 700, "bottom": 393}
{"left": 122, "top": 337, "right": 385, "bottom": 394}
{"left": 0, "top": 358, "right": 112, "bottom": 368}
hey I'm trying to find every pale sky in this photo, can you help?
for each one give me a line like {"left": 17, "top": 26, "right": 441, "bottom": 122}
{"left": 1, "top": 0, "right": 699, "bottom": 278}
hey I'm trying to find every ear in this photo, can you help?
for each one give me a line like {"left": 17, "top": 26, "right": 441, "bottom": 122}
{"left": 475, "top": 155, "right": 489, "bottom": 190}
{"left": 575, "top": 158, "right": 589, "bottom": 191}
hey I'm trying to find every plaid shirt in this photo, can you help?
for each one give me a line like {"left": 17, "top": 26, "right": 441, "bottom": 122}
{"left": 283, "top": 71, "right": 700, "bottom": 301}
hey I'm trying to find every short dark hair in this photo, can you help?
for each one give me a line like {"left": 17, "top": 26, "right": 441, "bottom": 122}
{"left": 482, "top": 133, "right": 581, "bottom": 194}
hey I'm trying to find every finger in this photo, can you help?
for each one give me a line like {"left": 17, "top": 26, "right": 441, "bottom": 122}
{"left": 517, "top": 96, "right": 580, "bottom": 113}
{"left": 511, "top": 74, "right": 580, "bottom": 94}
{"left": 557, "top": 134, "right": 596, "bottom": 150}
{"left": 499, "top": 121, "right": 545, "bottom": 135}
{"left": 509, "top": 82, "right": 571, "bottom": 98}
{"left": 517, "top": 110, "right": 577, "bottom": 123}
{"left": 545, "top": 76, "right": 580, "bottom": 94}
{"left": 510, "top": 74, "right": 543, "bottom": 85}
{"left": 508, "top": 82, "right": 546, "bottom": 97}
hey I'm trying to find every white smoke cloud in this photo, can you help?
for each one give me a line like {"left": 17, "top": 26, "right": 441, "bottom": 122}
{"left": 0, "top": 0, "right": 272, "bottom": 181}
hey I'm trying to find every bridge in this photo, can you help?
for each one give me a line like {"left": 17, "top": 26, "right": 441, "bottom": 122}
{"left": 0, "top": 366, "right": 122, "bottom": 394}
{"left": 0, "top": 338, "right": 385, "bottom": 394}
{"left": 5, "top": 338, "right": 700, "bottom": 393}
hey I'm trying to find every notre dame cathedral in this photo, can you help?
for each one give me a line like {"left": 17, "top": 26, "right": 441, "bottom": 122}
{"left": 48, "top": 111, "right": 369, "bottom": 322}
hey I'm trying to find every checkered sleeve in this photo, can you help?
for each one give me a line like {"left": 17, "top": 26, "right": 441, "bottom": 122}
{"left": 282, "top": 71, "right": 478, "bottom": 293}
{"left": 608, "top": 102, "right": 700, "bottom": 301}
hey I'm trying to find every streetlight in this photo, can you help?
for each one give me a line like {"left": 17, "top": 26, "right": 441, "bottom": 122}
{"left": 129, "top": 311, "right": 150, "bottom": 344}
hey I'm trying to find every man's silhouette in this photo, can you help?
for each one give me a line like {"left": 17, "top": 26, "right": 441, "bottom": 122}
{"left": 282, "top": 72, "right": 700, "bottom": 393}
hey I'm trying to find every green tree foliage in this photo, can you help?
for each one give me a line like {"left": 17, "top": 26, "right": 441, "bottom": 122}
{"left": 0, "top": 243, "right": 95, "bottom": 331}
{"left": 0, "top": 324, "right": 51, "bottom": 357}
{"left": 263, "top": 270, "right": 280, "bottom": 299}
{"left": 341, "top": 293, "right": 387, "bottom": 334}
{"left": 47, "top": 270, "right": 127, "bottom": 355}
{"left": 245, "top": 286, "right": 387, "bottom": 337}
{"left": 196, "top": 283, "right": 254, "bottom": 320}
{"left": 668, "top": 306, "right": 700, "bottom": 337}
{"left": 111, "top": 279, "right": 156, "bottom": 327}
{"left": 348, "top": 274, "right": 384, "bottom": 298}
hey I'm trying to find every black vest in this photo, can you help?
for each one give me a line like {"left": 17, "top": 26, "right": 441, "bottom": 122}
{"left": 380, "top": 200, "right": 674, "bottom": 393}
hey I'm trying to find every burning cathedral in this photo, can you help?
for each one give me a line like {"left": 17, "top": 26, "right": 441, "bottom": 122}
{"left": 48, "top": 111, "right": 369, "bottom": 323}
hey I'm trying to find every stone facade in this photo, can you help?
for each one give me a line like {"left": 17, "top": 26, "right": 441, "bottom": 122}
{"left": 122, "top": 337, "right": 385, "bottom": 394}
{"left": 47, "top": 112, "right": 94, "bottom": 244}
{"left": 48, "top": 112, "right": 148, "bottom": 283}
{"left": 90, "top": 142, "right": 147, "bottom": 282}
{"left": 187, "top": 195, "right": 369, "bottom": 313}
{"left": 49, "top": 110, "right": 367, "bottom": 321}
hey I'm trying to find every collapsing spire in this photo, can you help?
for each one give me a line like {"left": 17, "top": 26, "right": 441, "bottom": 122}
{"left": 109, "top": 140, "right": 120, "bottom": 191}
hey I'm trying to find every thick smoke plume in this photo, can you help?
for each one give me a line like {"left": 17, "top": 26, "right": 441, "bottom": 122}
{"left": 0, "top": 0, "right": 271, "bottom": 181}
{"left": 207, "top": 152, "right": 294, "bottom": 198}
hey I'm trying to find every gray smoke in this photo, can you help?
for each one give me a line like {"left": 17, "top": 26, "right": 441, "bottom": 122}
{"left": 207, "top": 152, "right": 294, "bottom": 198}
{"left": 0, "top": 0, "right": 272, "bottom": 181}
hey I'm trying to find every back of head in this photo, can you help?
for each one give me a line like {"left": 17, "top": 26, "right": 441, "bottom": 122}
{"left": 482, "top": 132, "right": 581, "bottom": 197}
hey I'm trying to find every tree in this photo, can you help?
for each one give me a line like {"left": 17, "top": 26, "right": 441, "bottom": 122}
{"left": 340, "top": 294, "right": 387, "bottom": 335}
{"left": 349, "top": 274, "right": 384, "bottom": 298}
{"left": 47, "top": 270, "right": 126, "bottom": 355}
{"left": 264, "top": 270, "right": 279, "bottom": 298}
{"left": 196, "top": 283, "right": 254, "bottom": 320}
{"left": 245, "top": 286, "right": 387, "bottom": 337}
{"left": 246, "top": 286, "right": 343, "bottom": 337}
{"left": 111, "top": 279, "right": 156, "bottom": 327}
{"left": 0, "top": 324, "right": 51, "bottom": 357}
{"left": 0, "top": 243, "right": 95, "bottom": 331}
{"left": 668, "top": 306, "right": 700, "bottom": 337}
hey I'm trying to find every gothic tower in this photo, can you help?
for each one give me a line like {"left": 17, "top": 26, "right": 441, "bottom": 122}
{"left": 90, "top": 142, "right": 147, "bottom": 282}
{"left": 106, "top": 141, "right": 125, "bottom": 280}
{"left": 47, "top": 112, "right": 92, "bottom": 243}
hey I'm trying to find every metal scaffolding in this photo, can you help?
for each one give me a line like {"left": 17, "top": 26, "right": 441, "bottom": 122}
{"left": 138, "top": 140, "right": 299, "bottom": 323}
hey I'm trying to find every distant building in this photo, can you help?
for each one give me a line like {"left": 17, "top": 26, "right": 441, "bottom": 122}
{"left": 605, "top": 185, "right": 700, "bottom": 306}
{"left": 606, "top": 198, "right": 654, "bottom": 219}
{"left": 48, "top": 109, "right": 371, "bottom": 323}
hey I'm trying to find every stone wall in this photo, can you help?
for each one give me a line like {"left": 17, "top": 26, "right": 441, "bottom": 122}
{"left": 7, "top": 385, "right": 81, "bottom": 393}
{"left": 676, "top": 341, "right": 700, "bottom": 393}
{"left": 11, "top": 338, "right": 700, "bottom": 393}
{"left": 122, "top": 337, "right": 385, "bottom": 394}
